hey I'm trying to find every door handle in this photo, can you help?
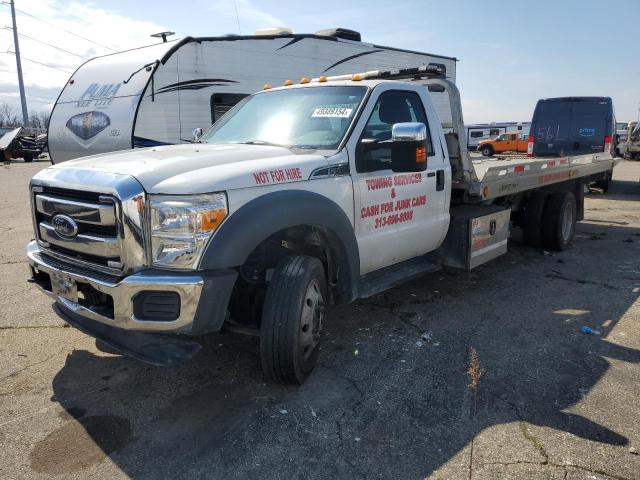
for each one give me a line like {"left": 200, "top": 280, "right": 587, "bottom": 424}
{"left": 436, "top": 170, "right": 445, "bottom": 191}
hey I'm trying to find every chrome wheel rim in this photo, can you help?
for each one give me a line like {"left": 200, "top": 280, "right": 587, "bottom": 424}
{"left": 299, "top": 279, "right": 324, "bottom": 362}
{"left": 561, "top": 202, "right": 573, "bottom": 243}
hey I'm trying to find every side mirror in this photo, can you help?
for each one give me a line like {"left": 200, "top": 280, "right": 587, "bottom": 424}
{"left": 391, "top": 122, "right": 428, "bottom": 172}
{"left": 191, "top": 127, "right": 203, "bottom": 142}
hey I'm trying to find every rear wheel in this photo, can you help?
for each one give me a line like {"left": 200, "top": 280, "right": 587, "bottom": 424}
{"left": 481, "top": 145, "right": 493, "bottom": 157}
{"left": 23, "top": 154, "right": 33, "bottom": 163}
{"left": 260, "top": 255, "right": 326, "bottom": 384}
{"left": 541, "top": 192, "right": 576, "bottom": 251}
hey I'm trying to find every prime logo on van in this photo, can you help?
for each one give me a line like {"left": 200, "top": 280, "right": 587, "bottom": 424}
{"left": 578, "top": 128, "right": 596, "bottom": 137}
{"left": 75, "top": 83, "right": 121, "bottom": 108}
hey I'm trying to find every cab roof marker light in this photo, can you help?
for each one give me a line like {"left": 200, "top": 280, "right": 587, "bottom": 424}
{"left": 351, "top": 74, "right": 362, "bottom": 81}
{"left": 317, "top": 76, "right": 328, "bottom": 82}
{"left": 299, "top": 77, "right": 310, "bottom": 84}
{"left": 283, "top": 79, "right": 294, "bottom": 86}
{"left": 263, "top": 84, "right": 272, "bottom": 90}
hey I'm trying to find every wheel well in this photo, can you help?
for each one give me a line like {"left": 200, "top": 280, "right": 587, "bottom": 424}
{"left": 231, "top": 224, "right": 352, "bottom": 308}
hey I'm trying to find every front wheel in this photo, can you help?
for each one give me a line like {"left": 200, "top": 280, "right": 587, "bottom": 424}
{"left": 260, "top": 255, "right": 326, "bottom": 384}
{"left": 481, "top": 146, "right": 493, "bottom": 157}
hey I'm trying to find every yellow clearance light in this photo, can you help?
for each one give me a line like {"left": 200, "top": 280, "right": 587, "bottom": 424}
{"left": 351, "top": 74, "right": 362, "bottom": 81}
{"left": 283, "top": 79, "right": 294, "bottom": 86}
{"left": 263, "top": 84, "right": 272, "bottom": 90}
{"left": 318, "top": 76, "right": 328, "bottom": 82}
{"left": 199, "top": 208, "right": 227, "bottom": 232}
{"left": 300, "top": 77, "right": 310, "bottom": 84}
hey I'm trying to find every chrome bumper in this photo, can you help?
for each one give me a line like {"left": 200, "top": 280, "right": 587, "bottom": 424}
{"left": 27, "top": 240, "right": 204, "bottom": 333}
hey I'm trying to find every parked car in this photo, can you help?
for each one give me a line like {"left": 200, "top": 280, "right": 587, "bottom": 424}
{"left": 477, "top": 132, "right": 529, "bottom": 157}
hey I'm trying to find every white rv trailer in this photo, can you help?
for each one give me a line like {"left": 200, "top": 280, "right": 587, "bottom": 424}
{"left": 465, "top": 122, "right": 531, "bottom": 150}
{"left": 47, "top": 30, "right": 457, "bottom": 163}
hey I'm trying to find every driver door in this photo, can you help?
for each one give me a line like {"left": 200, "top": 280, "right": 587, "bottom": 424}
{"left": 349, "top": 86, "right": 449, "bottom": 275}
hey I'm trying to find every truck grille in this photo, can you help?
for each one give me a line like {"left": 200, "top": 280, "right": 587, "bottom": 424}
{"left": 33, "top": 187, "right": 122, "bottom": 271}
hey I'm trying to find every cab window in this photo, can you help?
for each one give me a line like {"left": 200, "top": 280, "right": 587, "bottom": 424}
{"left": 356, "top": 90, "right": 433, "bottom": 173}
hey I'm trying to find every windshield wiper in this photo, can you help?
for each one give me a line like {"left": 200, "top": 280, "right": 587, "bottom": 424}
{"left": 238, "top": 140, "right": 285, "bottom": 147}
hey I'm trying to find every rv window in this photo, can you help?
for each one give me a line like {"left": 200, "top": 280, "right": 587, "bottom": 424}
{"left": 210, "top": 93, "right": 249, "bottom": 124}
{"left": 490, "top": 128, "right": 500, "bottom": 136}
{"left": 470, "top": 131, "right": 484, "bottom": 138}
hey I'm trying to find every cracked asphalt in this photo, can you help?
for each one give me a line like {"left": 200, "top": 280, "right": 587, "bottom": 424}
{"left": 1, "top": 159, "right": 639, "bottom": 480}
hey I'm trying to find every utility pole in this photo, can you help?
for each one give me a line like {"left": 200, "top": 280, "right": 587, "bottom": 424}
{"left": 10, "top": 0, "right": 29, "bottom": 127}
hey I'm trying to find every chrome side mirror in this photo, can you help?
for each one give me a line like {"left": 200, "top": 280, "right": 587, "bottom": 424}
{"left": 191, "top": 127, "right": 203, "bottom": 142}
{"left": 391, "top": 122, "right": 428, "bottom": 172}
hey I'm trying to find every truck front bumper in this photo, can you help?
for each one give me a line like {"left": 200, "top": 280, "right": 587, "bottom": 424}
{"left": 27, "top": 241, "right": 237, "bottom": 364}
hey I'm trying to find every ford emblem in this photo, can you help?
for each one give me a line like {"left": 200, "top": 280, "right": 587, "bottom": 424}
{"left": 52, "top": 214, "right": 78, "bottom": 238}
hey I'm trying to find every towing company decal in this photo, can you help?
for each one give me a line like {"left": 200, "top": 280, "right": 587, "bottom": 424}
{"left": 360, "top": 173, "right": 426, "bottom": 229}
{"left": 252, "top": 167, "right": 303, "bottom": 185}
{"left": 75, "top": 83, "right": 122, "bottom": 108}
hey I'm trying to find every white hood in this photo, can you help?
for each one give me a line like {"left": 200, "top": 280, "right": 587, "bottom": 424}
{"left": 51, "top": 143, "right": 330, "bottom": 194}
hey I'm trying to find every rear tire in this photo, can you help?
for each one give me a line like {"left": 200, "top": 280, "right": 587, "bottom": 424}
{"left": 23, "top": 154, "right": 33, "bottom": 163}
{"left": 541, "top": 192, "right": 576, "bottom": 251}
{"left": 481, "top": 146, "right": 493, "bottom": 157}
{"left": 522, "top": 191, "right": 548, "bottom": 247}
{"left": 260, "top": 255, "right": 326, "bottom": 385}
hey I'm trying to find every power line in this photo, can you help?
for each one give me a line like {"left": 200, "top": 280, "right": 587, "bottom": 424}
{"left": 1, "top": 26, "right": 85, "bottom": 58}
{"left": 4, "top": 50, "right": 72, "bottom": 73}
{"left": 0, "top": 1, "right": 117, "bottom": 52}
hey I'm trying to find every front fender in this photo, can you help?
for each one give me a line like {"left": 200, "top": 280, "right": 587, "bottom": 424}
{"left": 199, "top": 190, "right": 360, "bottom": 302}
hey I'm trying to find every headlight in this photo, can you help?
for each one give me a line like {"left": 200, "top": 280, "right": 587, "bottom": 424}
{"left": 149, "top": 193, "right": 227, "bottom": 269}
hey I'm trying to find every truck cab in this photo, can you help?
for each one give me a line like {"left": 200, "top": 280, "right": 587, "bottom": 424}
{"left": 27, "top": 66, "right": 616, "bottom": 384}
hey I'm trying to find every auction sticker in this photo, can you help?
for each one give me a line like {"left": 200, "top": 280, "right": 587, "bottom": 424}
{"left": 312, "top": 107, "right": 353, "bottom": 118}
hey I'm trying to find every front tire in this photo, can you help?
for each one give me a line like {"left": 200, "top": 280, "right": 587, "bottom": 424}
{"left": 260, "top": 255, "right": 326, "bottom": 384}
{"left": 541, "top": 192, "right": 576, "bottom": 251}
{"left": 481, "top": 146, "right": 493, "bottom": 157}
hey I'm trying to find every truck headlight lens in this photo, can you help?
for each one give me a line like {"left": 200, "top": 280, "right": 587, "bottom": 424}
{"left": 149, "top": 193, "right": 227, "bottom": 269}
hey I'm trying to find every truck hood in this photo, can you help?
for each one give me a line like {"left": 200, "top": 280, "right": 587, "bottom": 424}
{"left": 50, "top": 144, "right": 329, "bottom": 193}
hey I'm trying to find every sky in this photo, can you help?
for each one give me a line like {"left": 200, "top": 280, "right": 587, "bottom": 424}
{"left": 0, "top": 0, "right": 638, "bottom": 124}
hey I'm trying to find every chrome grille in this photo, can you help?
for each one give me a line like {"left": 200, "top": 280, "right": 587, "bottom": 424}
{"left": 34, "top": 189, "right": 121, "bottom": 268}
{"left": 30, "top": 169, "right": 148, "bottom": 276}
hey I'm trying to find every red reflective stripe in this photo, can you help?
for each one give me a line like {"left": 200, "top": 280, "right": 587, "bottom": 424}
{"left": 560, "top": 159, "right": 568, "bottom": 165}
{"left": 514, "top": 165, "right": 525, "bottom": 172}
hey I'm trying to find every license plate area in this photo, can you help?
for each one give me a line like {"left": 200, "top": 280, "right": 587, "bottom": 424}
{"left": 51, "top": 272, "right": 78, "bottom": 303}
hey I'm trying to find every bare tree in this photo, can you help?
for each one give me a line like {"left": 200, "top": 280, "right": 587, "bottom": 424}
{"left": 37, "top": 110, "right": 50, "bottom": 129}
{"left": 0, "top": 103, "right": 19, "bottom": 127}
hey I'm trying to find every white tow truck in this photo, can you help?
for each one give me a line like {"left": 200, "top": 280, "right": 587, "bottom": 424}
{"left": 27, "top": 65, "right": 617, "bottom": 384}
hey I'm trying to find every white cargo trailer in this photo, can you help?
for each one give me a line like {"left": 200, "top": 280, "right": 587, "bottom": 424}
{"left": 47, "top": 31, "right": 457, "bottom": 163}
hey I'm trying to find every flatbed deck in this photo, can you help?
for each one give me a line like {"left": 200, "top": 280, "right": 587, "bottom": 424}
{"left": 458, "top": 153, "right": 617, "bottom": 201}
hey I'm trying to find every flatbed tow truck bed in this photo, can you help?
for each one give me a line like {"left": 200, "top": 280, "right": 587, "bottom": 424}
{"left": 462, "top": 153, "right": 617, "bottom": 201}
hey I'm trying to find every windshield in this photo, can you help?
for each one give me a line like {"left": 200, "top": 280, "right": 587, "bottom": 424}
{"left": 200, "top": 86, "right": 367, "bottom": 150}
